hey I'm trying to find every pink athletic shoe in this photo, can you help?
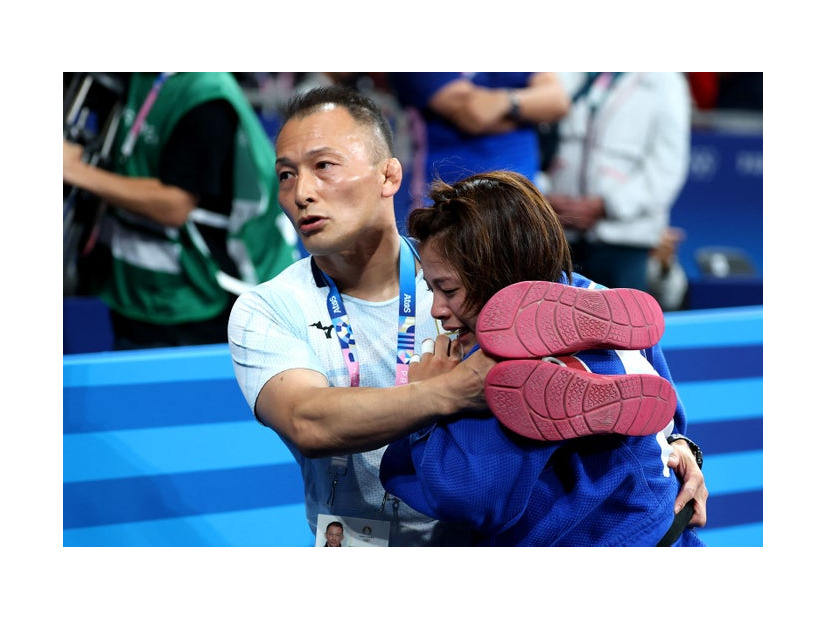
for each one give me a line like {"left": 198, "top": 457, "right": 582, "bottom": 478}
{"left": 477, "top": 281, "right": 665, "bottom": 359}
{"left": 485, "top": 357, "right": 676, "bottom": 441}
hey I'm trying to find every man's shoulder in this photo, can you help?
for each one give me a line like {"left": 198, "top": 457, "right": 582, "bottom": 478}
{"left": 265, "top": 257, "right": 315, "bottom": 289}
{"left": 238, "top": 258, "right": 316, "bottom": 304}
{"left": 229, "top": 258, "right": 320, "bottom": 336}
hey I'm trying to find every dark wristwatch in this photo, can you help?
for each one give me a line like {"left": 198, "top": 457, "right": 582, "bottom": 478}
{"left": 506, "top": 90, "right": 522, "bottom": 122}
{"left": 667, "top": 434, "right": 703, "bottom": 470}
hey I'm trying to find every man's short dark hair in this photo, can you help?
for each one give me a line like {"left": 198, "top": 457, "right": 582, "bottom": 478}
{"left": 281, "top": 85, "right": 395, "bottom": 157}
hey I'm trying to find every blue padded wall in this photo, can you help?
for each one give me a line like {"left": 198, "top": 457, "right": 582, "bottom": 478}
{"left": 63, "top": 306, "right": 763, "bottom": 547}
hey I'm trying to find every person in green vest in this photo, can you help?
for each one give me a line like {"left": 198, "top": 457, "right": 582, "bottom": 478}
{"left": 63, "top": 72, "right": 299, "bottom": 349}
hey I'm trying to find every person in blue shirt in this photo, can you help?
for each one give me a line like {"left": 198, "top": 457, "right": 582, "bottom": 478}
{"left": 379, "top": 170, "right": 707, "bottom": 546}
{"left": 389, "top": 72, "right": 569, "bottom": 214}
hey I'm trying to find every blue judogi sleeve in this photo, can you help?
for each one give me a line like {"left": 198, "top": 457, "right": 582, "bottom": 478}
{"left": 381, "top": 415, "right": 560, "bottom": 535}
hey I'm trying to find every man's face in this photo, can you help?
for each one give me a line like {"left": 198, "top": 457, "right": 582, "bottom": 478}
{"left": 275, "top": 105, "right": 395, "bottom": 257}
{"left": 325, "top": 524, "right": 344, "bottom": 547}
{"left": 420, "top": 242, "right": 478, "bottom": 351}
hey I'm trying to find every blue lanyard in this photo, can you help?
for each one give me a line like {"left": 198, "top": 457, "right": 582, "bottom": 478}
{"left": 318, "top": 236, "right": 418, "bottom": 387}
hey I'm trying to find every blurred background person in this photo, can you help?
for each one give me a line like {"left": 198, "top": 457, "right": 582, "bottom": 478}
{"left": 389, "top": 72, "right": 570, "bottom": 218}
{"left": 63, "top": 72, "right": 299, "bottom": 350}
{"left": 537, "top": 72, "right": 691, "bottom": 293}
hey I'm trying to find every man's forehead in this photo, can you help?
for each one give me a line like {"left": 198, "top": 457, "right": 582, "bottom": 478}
{"left": 276, "top": 108, "right": 376, "bottom": 160}
{"left": 278, "top": 107, "right": 361, "bottom": 144}
{"left": 284, "top": 104, "right": 355, "bottom": 132}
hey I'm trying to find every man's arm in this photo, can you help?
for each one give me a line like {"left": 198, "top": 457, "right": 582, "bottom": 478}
{"left": 63, "top": 139, "right": 196, "bottom": 228}
{"left": 255, "top": 340, "right": 494, "bottom": 458}
{"left": 63, "top": 98, "right": 236, "bottom": 229}
{"left": 427, "top": 72, "right": 570, "bottom": 135}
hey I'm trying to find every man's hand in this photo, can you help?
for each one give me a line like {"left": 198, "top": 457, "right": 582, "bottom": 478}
{"left": 668, "top": 439, "right": 709, "bottom": 526}
{"left": 63, "top": 139, "right": 86, "bottom": 185}
{"left": 409, "top": 335, "right": 496, "bottom": 414}
{"left": 546, "top": 194, "right": 605, "bottom": 231}
{"left": 408, "top": 335, "right": 463, "bottom": 382}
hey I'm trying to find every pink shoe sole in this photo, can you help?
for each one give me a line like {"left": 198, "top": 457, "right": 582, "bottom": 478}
{"left": 485, "top": 360, "right": 676, "bottom": 441}
{"left": 477, "top": 281, "right": 665, "bottom": 359}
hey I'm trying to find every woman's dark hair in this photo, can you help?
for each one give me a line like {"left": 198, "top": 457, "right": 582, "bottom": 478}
{"left": 408, "top": 170, "right": 573, "bottom": 316}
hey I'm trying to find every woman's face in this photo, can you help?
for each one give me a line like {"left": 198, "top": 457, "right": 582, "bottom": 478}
{"left": 420, "top": 242, "right": 478, "bottom": 351}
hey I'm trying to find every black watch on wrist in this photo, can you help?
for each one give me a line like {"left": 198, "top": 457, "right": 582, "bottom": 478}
{"left": 506, "top": 90, "right": 522, "bottom": 122}
{"left": 667, "top": 434, "right": 703, "bottom": 470}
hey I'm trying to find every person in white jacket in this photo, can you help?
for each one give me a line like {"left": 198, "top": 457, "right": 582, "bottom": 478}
{"left": 538, "top": 72, "right": 691, "bottom": 293}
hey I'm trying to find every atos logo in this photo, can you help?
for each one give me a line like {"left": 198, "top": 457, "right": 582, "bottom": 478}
{"left": 329, "top": 296, "right": 341, "bottom": 314}
{"left": 403, "top": 293, "right": 412, "bottom": 314}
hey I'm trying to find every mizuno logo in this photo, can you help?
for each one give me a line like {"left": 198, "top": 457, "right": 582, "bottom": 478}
{"left": 310, "top": 321, "right": 335, "bottom": 339}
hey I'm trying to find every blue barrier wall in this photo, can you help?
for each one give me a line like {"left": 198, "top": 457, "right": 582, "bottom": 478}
{"left": 672, "top": 128, "right": 763, "bottom": 278}
{"left": 63, "top": 305, "right": 763, "bottom": 547}
{"left": 670, "top": 126, "right": 763, "bottom": 310}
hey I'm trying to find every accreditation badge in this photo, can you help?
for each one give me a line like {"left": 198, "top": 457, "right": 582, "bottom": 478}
{"left": 316, "top": 513, "right": 391, "bottom": 547}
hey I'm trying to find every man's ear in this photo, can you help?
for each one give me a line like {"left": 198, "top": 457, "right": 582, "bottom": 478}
{"left": 380, "top": 157, "right": 403, "bottom": 197}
